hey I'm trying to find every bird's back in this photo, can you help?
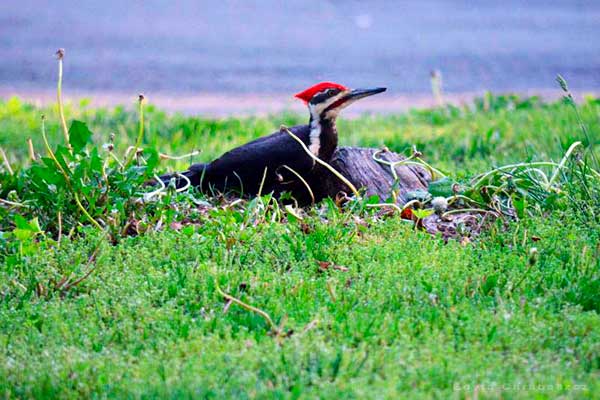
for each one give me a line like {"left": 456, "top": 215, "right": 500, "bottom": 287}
{"left": 202, "top": 124, "right": 314, "bottom": 194}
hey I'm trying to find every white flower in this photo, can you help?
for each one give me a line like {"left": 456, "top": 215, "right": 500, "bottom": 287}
{"left": 431, "top": 196, "right": 448, "bottom": 214}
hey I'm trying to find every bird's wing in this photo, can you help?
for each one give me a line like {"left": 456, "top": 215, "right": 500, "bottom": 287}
{"left": 204, "top": 125, "right": 314, "bottom": 193}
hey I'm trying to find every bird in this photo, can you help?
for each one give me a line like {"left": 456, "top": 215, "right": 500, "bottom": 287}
{"left": 160, "top": 82, "right": 386, "bottom": 199}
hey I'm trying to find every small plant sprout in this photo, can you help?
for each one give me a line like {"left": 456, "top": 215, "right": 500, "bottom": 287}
{"left": 411, "top": 208, "right": 435, "bottom": 228}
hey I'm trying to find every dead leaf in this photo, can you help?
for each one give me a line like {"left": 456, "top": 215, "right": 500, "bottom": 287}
{"left": 169, "top": 221, "right": 183, "bottom": 231}
{"left": 401, "top": 208, "right": 414, "bottom": 220}
{"left": 317, "top": 261, "right": 348, "bottom": 273}
{"left": 300, "top": 222, "right": 312, "bottom": 235}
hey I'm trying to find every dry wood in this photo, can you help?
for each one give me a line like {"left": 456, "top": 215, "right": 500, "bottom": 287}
{"left": 311, "top": 147, "right": 430, "bottom": 202}
{"left": 301, "top": 147, "right": 494, "bottom": 239}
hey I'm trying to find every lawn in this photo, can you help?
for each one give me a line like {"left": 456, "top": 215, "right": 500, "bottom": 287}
{"left": 0, "top": 94, "right": 599, "bottom": 399}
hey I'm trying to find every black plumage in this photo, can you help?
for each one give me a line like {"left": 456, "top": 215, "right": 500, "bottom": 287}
{"left": 161, "top": 124, "right": 315, "bottom": 196}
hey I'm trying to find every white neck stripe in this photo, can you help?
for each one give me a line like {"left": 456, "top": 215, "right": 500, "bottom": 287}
{"left": 309, "top": 117, "right": 321, "bottom": 155}
{"left": 306, "top": 91, "right": 346, "bottom": 156}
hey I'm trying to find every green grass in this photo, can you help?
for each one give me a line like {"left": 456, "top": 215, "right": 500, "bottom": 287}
{"left": 1, "top": 95, "right": 599, "bottom": 398}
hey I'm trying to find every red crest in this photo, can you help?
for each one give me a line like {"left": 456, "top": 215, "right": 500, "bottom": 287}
{"left": 294, "top": 82, "right": 348, "bottom": 103}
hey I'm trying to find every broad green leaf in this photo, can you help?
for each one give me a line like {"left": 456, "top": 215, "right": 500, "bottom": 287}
{"left": 181, "top": 225, "right": 195, "bottom": 237}
{"left": 512, "top": 194, "right": 526, "bottom": 219}
{"left": 364, "top": 195, "right": 381, "bottom": 205}
{"left": 12, "top": 216, "right": 43, "bottom": 240}
{"left": 412, "top": 208, "right": 435, "bottom": 219}
{"left": 54, "top": 146, "right": 74, "bottom": 171}
{"left": 285, "top": 205, "right": 303, "bottom": 222}
{"left": 13, "top": 228, "right": 34, "bottom": 241}
{"left": 428, "top": 177, "right": 457, "bottom": 197}
{"left": 29, "top": 217, "right": 42, "bottom": 233}
{"left": 481, "top": 273, "right": 499, "bottom": 295}
{"left": 69, "top": 120, "right": 93, "bottom": 154}
{"left": 13, "top": 214, "right": 30, "bottom": 230}
{"left": 89, "top": 148, "right": 104, "bottom": 173}
{"left": 31, "top": 164, "right": 59, "bottom": 183}
{"left": 144, "top": 148, "right": 160, "bottom": 172}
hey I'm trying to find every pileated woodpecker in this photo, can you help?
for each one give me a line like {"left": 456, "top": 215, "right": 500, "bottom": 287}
{"left": 161, "top": 82, "right": 386, "bottom": 197}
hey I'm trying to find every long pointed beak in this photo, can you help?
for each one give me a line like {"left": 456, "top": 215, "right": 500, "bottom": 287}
{"left": 345, "top": 87, "right": 387, "bottom": 101}
{"left": 323, "top": 86, "right": 387, "bottom": 113}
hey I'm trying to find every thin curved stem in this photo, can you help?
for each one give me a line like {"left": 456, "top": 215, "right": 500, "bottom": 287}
{"left": 280, "top": 165, "right": 315, "bottom": 205}
{"left": 283, "top": 126, "right": 360, "bottom": 198}
{"left": 257, "top": 166, "right": 268, "bottom": 198}
{"left": 27, "top": 138, "right": 36, "bottom": 161}
{"left": 41, "top": 117, "right": 103, "bottom": 230}
{"left": 372, "top": 149, "right": 446, "bottom": 180}
{"left": 0, "top": 148, "right": 13, "bottom": 175}
{"left": 471, "top": 162, "right": 560, "bottom": 188}
{"left": 56, "top": 55, "right": 70, "bottom": 147}
{"left": 447, "top": 195, "right": 485, "bottom": 207}
{"left": 175, "top": 172, "right": 191, "bottom": 193}
{"left": 415, "top": 157, "right": 447, "bottom": 179}
{"left": 143, "top": 174, "right": 167, "bottom": 201}
{"left": 73, "top": 193, "right": 103, "bottom": 230}
{"left": 0, "top": 198, "right": 27, "bottom": 208}
{"left": 442, "top": 208, "right": 499, "bottom": 219}
{"left": 159, "top": 150, "right": 201, "bottom": 160}
{"left": 547, "top": 141, "right": 581, "bottom": 189}
{"left": 214, "top": 276, "right": 277, "bottom": 333}
{"left": 123, "top": 97, "right": 145, "bottom": 169}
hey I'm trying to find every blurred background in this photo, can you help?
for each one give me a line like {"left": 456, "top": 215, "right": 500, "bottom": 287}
{"left": 1, "top": 0, "right": 599, "bottom": 114}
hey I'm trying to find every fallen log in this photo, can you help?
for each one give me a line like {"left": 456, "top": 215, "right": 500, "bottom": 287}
{"left": 302, "top": 147, "right": 495, "bottom": 240}
{"left": 312, "top": 147, "right": 431, "bottom": 202}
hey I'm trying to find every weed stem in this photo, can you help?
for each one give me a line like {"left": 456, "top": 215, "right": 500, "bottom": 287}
{"left": 55, "top": 49, "right": 70, "bottom": 148}
{"left": 214, "top": 276, "right": 277, "bottom": 334}
{"left": 472, "top": 162, "right": 560, "bottom": 188}
{"left": 159, "top": 150, "right": 201, "bottom": 160}
{"left": 27, "top": 138, "right": 36, "bottom": 161}
{"left": 547, "top": 141, "right": 582, "bottom": 189}
{"left": 41, "top": 117, "right": 103, "bottom": 230}
{"left": 257, "top": 166, "right": 268, "bottom": 197}
{"left": 0, "top": 198, "right": 27, "bottom": 208}
{"left": 124, "top": 95, "right": 145, "bottom": 169}
{"left": 0, "top": 148, "right": 13, "bottom": 174}
{"left": 282, "top": 126, "right": 360, "bottom": 198}
{"left": 280, "top": 165, "right": 315, "bottom": 204}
